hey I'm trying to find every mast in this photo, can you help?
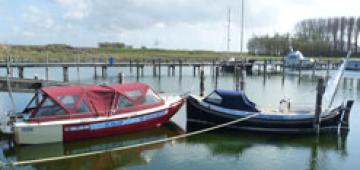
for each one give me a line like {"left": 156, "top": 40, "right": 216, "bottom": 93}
{"left": 322, "top": 51, "right": 351, "bottom": 111}
{"left": 240, "top": 0, "right": 244, "bottom": 57}
{"left": 226, "top": 8, "right": 231, "bottom": 57}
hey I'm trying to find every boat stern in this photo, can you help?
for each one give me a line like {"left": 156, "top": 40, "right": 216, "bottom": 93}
{"left": 14, "top": 123, "right": 63, "bottom": 145}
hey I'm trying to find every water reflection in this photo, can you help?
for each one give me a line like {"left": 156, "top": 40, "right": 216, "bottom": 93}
{"left": 186, "top": 128, "right": 348, "bottom": 170}
{"left": 0, "top": 66, "right": 359, "bottom": 170}
{"left": 0, "top": 121, "right": 185, "bottom": 169}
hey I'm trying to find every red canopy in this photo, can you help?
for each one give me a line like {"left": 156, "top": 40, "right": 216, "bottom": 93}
{"left": 41, "top": 82, "right": 152, "bottom": 115}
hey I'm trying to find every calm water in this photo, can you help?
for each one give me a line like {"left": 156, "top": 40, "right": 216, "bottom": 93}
{"left": 0, "top": 66, "right": 359, "bottom": 170}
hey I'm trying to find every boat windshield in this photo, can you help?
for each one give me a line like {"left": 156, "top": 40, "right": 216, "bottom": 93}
{"left": 204, "top": 92, "right": 222, "bottom": 104}
{"left": 140, "top": 89, "right": 161, "bottom": 105}
{"left": 23, "top": 93, "right": 43, "bottom": 114}
{"left": 117, "top": 96, "right": 134, "bottom": 108}
{"left": 57, "top": 95, "right": 79, "bottom": 111}
{"left": 33, "top": 96, "right": 66, "bottom": 118}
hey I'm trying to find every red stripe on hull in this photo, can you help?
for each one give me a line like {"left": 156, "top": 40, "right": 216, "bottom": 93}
{"left": 63, "top": 99, "right": 184, "bottom": 142}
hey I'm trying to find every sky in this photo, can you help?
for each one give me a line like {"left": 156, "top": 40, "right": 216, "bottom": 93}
{"left": 0, "top": 0, "right": 359, "bottom": 51}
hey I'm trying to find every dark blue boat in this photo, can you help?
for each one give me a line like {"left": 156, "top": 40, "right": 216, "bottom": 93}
{"left": 187, "top": 53, "right": 354, "bottom": 134}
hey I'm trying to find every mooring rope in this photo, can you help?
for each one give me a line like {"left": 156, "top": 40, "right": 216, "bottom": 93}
{"left": 0, "top": 113, "right": 259, "bottom": 168}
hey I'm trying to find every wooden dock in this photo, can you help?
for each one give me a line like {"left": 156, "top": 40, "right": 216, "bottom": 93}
{"left": 0, "top": 76, "right": 70, "bottom": 93}
{"left": 0, "top": 58, "right": 343, "bottom": 93}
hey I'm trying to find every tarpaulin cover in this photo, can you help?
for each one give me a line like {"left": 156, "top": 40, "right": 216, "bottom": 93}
{"left": 204, "top": 89, "right": 259, "bottom": 112}
{"left": 41, "top": 82, "right": 151, "bottom": 115}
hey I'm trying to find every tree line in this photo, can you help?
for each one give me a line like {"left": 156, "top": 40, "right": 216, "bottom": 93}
{"left": 247, "top": 16, "right": 360, "bottom": 57}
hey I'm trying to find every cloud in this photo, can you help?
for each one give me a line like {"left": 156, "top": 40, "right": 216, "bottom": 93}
{"left": 1, "top": 0, "right": 360, "bottom": 50}
{"left": 54, "top": 0, "right": 92, "bottom": 19}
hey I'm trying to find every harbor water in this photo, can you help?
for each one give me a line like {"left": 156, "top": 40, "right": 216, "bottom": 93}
{"left": 0, "top": 66, "right": 359, "bottom": 170}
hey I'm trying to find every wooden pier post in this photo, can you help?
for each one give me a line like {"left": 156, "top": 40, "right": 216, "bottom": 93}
{"left": 18, "top": 66, "right": 24, "bottom": 79}
{"left": 172, "top": 65, "right": 175, "bottom": 76}
{"left": 94, "top": 66, "right": 97, "bottom": 79}
{"left": 212, "top": 59, "right": 216, "bottom": 75}
{"left": 240, "top": 69, "right": 245, "bottom": 91}
{"left": 158, "top": 59, "right": 161, "bottom": 78}
{"left": 167, "top": 65, "right": 171, "bottom": 76}
{"left": 298, "top": 60, "right": 302, "bottom": 78}
{"left": 129, "top": 59, "right": 133, "bottom": 73}
{"left": 235, "top": 66, "right": 240, "bottom": 91}
{"left": 215, "top": 66, "right": 219, "bottom": 89}
{"left": 179, "top": 59, "right": 183, "bottom": 78}
{"left": 118, "top": 72, "right": 124, "bottom": 84}
{"left": 312, "top": 60, "right": 316, "bottom": 78}
{"left": 263, "top": 60, "right": 267, "bottom": 75}
{"left": 101, "top": 66, "right": 107, "bottom": 78}
{"left": 141, "top": 65, "right": 144, "bottom": 77}
{"left": 34, "top": 87, "right": 40, "bottom": 105}
{"left": 282, "top": 58, "right": 286, "bottom": 75}
{"left": 314, "top": 78, "right": 325, "bottom": 134}
{"left": 193, "top": 66, "right": 196, "bottom": 77}
{"left": 152, "top": 59, "right": 156, "bottom": 77}
{"left": 200, "top": 69, "right": 205, "bottom": 97}
{"left": 46, "top": 53, "right": 49, "bottom": 81}
{"left": 136, "top": 65, "right": 139, "bottom": 81}
{"left": 327, "top": 60, "right": 330, "bottom": 71}
{"left": 63, "top": 66, "right": 69, "bottom": 82}
{"left": 340, "top": 100, "right": 354, "bottom": 132}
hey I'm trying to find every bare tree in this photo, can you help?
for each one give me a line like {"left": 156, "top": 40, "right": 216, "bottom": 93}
{"left": 339, "top": 17, "right": 347, "bottom": 52}
{"left": 347, "top": 17, "right": 355, "bottom": 51}
{"left": 355, "top": 17, "right": 360, "bottom": 53}
{"left": 331, "top": 18, "right": 340, "bottom": 54}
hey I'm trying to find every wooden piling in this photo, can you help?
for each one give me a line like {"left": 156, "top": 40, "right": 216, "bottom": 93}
{"left": 18, "top": 66, "right": 24, "bottom": 79}
{"left": 63, "top": 66, "right": 69, "bottom": 82}
{"left": 179, "top": 59, "right": 183, "bottom": 78}
{"left": 152, "top": 59, "right": 156, "bottom": 77}
{"left": 312, "top": 60, "right": 316, "bottom": 78}
{"left": 235, "top": 66, "right": 240, "bottom": 91}
{"left": 172, "top": 65, "right": 175, "bottom": 76}
{"left": 263, "top": 60, "right": 267, "bottom": 74}
{"left": 282, "top": 58, "right": 286, "bottom": 76}
{"left": 298, "top": 60, "right": 302, "bottom": 78}
{"left": 167, "top": 66, "right": 171, "bottom": 76}
{"left": 118, "top": 72, "right": 124, "bottom": 84}
{"left": 215, "top": 66, "right": 219, "bottom": 89}
{"left": 46, "top": 53, "right": 49, "bottom": 81}
{"left": 340, "top": 100, "right": 354, "bottom": 132}
{"left": 193, "top": 66, "right": 196, "bottom": 77}
{"left": 101, "top": 66, "right": 107, "bottom": 78}
{"left": 240, "top": 69, "right": 245, "bottom": 91}
{"left": 141, "top": 65, "right": 144, "bottom": 77}
{"left": 94, "top": 66, "right": 97, "bottom": 79}
{"left": 129, "top": 59, "right": 133, "bottom": 73}
{"left": 158, "top": 59, "right": 161, "bottom": 78}
{"left": 200, "top": 69, "right": 205, "bottom": 97}
{"left": 314, "top": 78, "right": 325, "bottom": 134}
{"left": 136, "top": 66, "right": 139, "bottom": 81}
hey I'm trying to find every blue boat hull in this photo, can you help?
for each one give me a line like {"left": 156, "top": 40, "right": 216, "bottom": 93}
{"left": 186, "top": 96, "right": 345, "bottom": 134}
